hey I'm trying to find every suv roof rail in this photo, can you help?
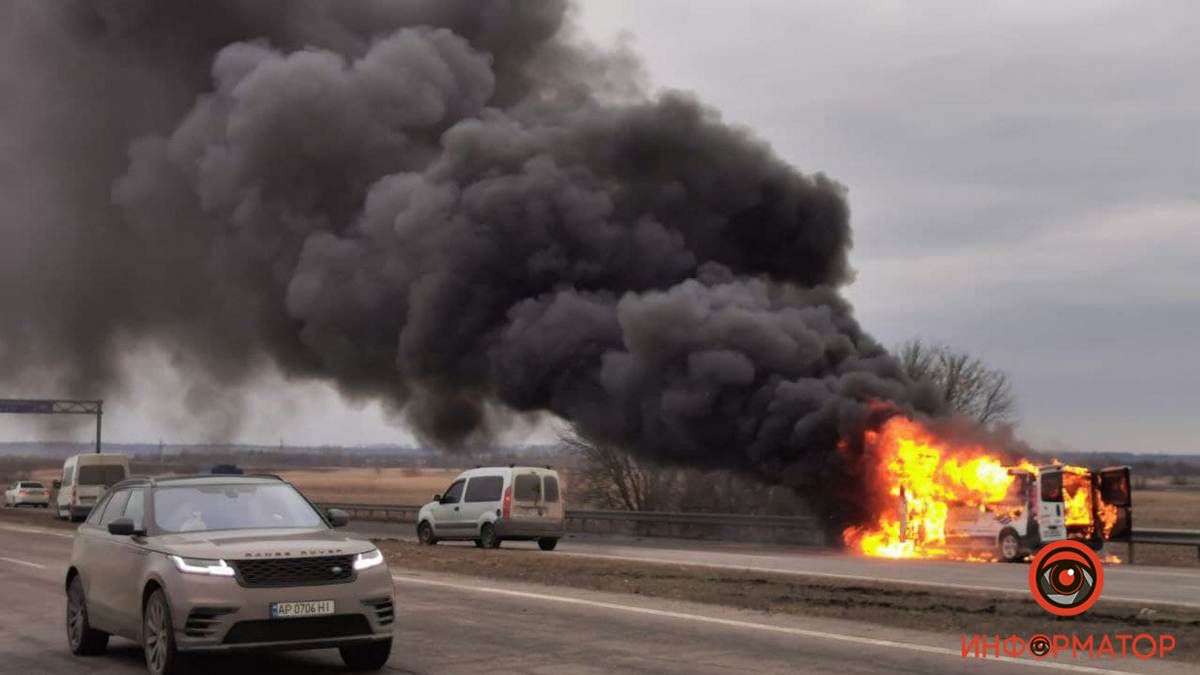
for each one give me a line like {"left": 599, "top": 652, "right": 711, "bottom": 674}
{"left": 111, "top": 476, "right": 155, "bottom": 489}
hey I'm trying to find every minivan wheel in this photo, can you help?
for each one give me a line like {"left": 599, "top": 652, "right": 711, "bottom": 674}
{"left": 417, "top": 521, "right": 437, "bottom": 545}
{"left": 997, "top": 528, "right": 1021, "bottom": 563}
{"left": 143, "top": 589, "right": 181, "bottom": 675}
{"left": 66, "top": 576, "right": 109, "bottom": 656}
{"left": 538, "top": 538, "right": 559, "bottom": 551}
{"left": 340, "top": 638, "right": 393, "bottom": 671}
{"left": 479, "top": 523, "right": 500, "bottom": 549}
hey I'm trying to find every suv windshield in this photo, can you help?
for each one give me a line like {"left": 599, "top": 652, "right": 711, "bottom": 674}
{"left": 78, "top": 465, "right": 127, "bottom": 487}
{"left": 153, "top": 483, "right": 325, "bottom": 533}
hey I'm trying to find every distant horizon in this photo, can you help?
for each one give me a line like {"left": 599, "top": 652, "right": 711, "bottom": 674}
{"left": 0, "top": 439, "right": 1195, "bottom": 461}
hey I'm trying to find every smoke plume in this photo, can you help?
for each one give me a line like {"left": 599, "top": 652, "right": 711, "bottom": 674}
{"left": 0, "top": 1, "right": 942, "bottom": 527}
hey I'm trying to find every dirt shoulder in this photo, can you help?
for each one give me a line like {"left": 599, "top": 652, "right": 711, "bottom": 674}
{"left": 0, "top": 505, "right": 77, "bottom": 531}
{"left": 377, "top": 539, "right": 1200, "bottom": 662}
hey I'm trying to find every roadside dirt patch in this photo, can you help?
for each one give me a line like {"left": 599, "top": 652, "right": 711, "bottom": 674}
{"left": 379, "top": 539, "right": 1200, "bottom": 662}
{"left": 279, "top": 467, "right": 458, "bottom": 506}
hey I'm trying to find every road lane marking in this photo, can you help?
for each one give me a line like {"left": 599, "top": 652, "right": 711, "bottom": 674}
{"left": 0, "top": 557, "right": 47, "bottom": 569}
{"left": 392, "top": 574, "right": 1137, "bottom": 674}
{"left": 552, "top": 550, "right": 1200, "bottom": 610}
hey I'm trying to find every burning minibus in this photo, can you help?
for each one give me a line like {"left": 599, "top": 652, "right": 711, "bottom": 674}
{"left": 941, "top": 464, "right": 1132, "bottom": 561}
{"left": 843, "top": 417, "right": 1134, "bottom": 561}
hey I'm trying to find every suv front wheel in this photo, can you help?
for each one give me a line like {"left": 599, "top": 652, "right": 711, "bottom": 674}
{"left": 66, "top": 576, "right": 109, "bottom": 655}
{"left": 341, "top": 638, "right": 393, "bottom": 671}
{"left": 143, "top": 589, "right": 182, "bottom": 675}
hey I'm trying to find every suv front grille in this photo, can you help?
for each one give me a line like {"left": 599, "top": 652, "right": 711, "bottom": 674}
{"left": 232, "top": 555, "right": 355, "bottom": 587}
{"left": 222, "top": 615, "right": 371, "bottom": 645}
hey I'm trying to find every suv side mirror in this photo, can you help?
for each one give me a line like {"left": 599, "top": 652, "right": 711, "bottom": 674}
{"left": 326, "top": 508, "right": 350, "bottom": 528}
{"left": 53, "top": 480, "right": 62, "bottom": 490}
{"left": 107, "top": 518, "right": 137, "bottom": 536}
{"left": 432, "top": 493, "right": 441, "bottom": 503}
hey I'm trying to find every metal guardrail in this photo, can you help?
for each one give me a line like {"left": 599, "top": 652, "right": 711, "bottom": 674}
{"left": 319, "top": 502, "right": 1198, "bottom": 559}
{"left": 319, "top": 503, "right": 814, "bottom": 528}
{"left": 567, "top": 509, "right": 816, "bottom": 528}
{"left": 1128, "top": 528, "right": 1200, "bottom": 563}
{"left": 320, "top": 502, "right": 421, "bottom": 522}
{"left": 317, "top": 502, "right": 822, "bottom": 545}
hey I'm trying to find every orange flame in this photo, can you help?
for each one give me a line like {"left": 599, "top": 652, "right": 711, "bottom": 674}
{"left": 1062, "top": 467, "right": 1093, "bottom": 528}
{"left": 842, "top": 417, "right": 1021, "bottom": 560}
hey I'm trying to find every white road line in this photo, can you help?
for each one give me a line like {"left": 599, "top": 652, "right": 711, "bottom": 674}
{"left": 553, "top": 551, "right": 1200, "bottom": 610}
{"left": 0, "top": 523, "right": 74, "bottom": 539}
{"left": 0, "top": 556, "right": 47, "bottom": 569}
{"left": 392, "top": 574, "right": 1137, "bottom": 674}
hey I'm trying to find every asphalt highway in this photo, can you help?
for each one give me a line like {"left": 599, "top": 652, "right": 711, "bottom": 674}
{"left": 0, "top": 523, "right": 1195, "bottom": 674}
{"left": 343, "top": 519, "right": 1200, "bottom": 612}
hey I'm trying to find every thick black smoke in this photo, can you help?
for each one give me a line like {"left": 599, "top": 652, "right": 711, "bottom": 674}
{"left": 0, "top": 0, "right": 940, "bottom": 527}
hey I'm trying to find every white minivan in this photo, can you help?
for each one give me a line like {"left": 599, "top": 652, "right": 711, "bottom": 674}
{"left": 54, "top": 453, "right": 130, "bottom": 521}
{"left": 417, "top": 466, "right": 565, "bottom": 550}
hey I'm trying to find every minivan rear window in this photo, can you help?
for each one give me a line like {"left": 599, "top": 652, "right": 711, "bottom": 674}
{"left": 514, "top": 474, "right": 541, "bottom": 501}
{"left": 543, "top": 476, "right": 560, "bottom": 503}
{"left": 465, "top": 476, "right": 503, "bottom": 503}
{"left": 78, "top": 465, "right": 127, "bottom": 487}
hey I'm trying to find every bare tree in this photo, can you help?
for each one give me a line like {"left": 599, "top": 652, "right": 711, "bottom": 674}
{"left": 896, "top": 339, "right": 1017, "bottom": 426}
{"left": 559, "top": 431, "right": 678, "bottom": 511}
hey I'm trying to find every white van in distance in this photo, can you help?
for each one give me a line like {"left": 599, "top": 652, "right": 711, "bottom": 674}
{"left": 54, "top": 453, "right": 130, "bottom": 521}
{"left": 417, "top": 466, "right": 565, "bottom": 550}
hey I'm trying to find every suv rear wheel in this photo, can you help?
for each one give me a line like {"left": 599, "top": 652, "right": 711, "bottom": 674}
{"left": 143, "top": 589, "right": 181, "bottom": 675}
{"left": 66, "top": 576, "right": 109, "bottom": 656}
{"left": 538, "top": 538, "right": 559, "bottom": 551}
{"left": 340, "top": 638, "right": 393, "bottom": 671}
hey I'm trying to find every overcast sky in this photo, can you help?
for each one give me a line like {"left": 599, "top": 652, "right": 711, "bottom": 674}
{"left": 4, "top": 1, "right": 1196, "bottom": 454}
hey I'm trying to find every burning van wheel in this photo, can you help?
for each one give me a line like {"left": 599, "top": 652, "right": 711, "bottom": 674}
{"left": 997, "top": 528, "right": 1021, "bottom": 562}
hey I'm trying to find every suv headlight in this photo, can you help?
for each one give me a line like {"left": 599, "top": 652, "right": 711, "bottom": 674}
{"left": 171, "top": 555, "right": 236, "bottom": 577}
{"left": 353, "top": 548, "right": 384, "bottom": 571}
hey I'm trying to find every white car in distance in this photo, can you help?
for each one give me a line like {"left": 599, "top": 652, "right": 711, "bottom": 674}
{"left": 4, "top": 481, "right": 51, "bottom": 508}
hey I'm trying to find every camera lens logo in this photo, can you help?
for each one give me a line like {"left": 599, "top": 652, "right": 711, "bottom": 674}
{"left": 1028, "top": 634, "right": 1052, "bottom": 657}
{"left": 1028, "top": 540, "right": 1104, "bottom": 616}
